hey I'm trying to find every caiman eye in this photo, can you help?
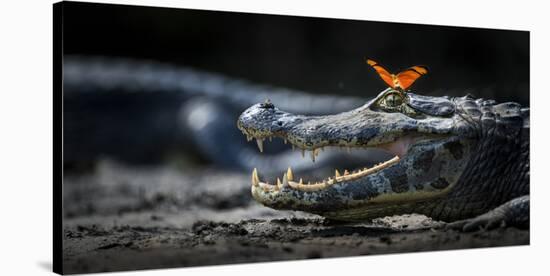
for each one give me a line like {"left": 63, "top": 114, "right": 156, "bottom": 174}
{"left": 383, "top": 93, "right": 403, "bottom": 107}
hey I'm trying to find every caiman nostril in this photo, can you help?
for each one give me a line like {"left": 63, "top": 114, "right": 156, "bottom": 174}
{"left": 260, "top": 99, "right": 274, "bottom": 109}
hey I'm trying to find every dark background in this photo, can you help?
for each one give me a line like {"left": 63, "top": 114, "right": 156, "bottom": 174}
{"left": 62, "top": 1, "right": 529, "bottom": 105}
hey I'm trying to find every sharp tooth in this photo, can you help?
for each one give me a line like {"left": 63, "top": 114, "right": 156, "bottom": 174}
{"left": 299, "top": 178, "right": 303, "bottom": 184}
{"left": 286, "top": 167, "right": 294, "bottom": 181}
{"left": 256, "top": 138, "right": 264, "bottom": 153}
{"left": 277, "top": 178, "right": 282, "bottom": 187}
{"left": 301, "top": 149, "right": 305, "bottom": 158}
{"left": 335, "top": 170, "right": 341, "bottom": 177}
{"left": 344, "top": 170, "right": 349, "bottom": 175}
{"left": 284, "top": 139, "right": 288, "bottom": 144}
{"left": 246, "top": 135, "right": 252, "bottom": 142}
{"left": 252, "top": 168, "right": 260, "bottom": 187}
{"left": 310, "top": 150, "right": 316, "bottom": 162}
{"left": 281, "top": 173, "right": 289, "bottom": 188}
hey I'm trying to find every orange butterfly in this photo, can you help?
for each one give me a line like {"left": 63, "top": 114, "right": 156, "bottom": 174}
{"left": 366, "top": 59, "right": 428, "bottom": 91}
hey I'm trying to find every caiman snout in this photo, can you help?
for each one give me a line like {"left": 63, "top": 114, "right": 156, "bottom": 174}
{"left": 238, "top": 101, "right": 306, "bottom": 145}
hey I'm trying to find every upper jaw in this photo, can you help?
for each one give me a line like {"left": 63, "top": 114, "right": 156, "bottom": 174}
{"left": 237, "top": 99, "right": 453, "bottom": 153}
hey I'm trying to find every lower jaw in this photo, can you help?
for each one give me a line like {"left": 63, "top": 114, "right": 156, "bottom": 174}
{"left": 250, "top": 141, "right": 416, "bottom": 193}
{"left": 248, "top": 135, "right": 425, "bottom": 193}
{"left": 252, "top": 154, "right": 401, "bottom": 192}
{"left": 250, "top": 135, "right": 465, "bottom": 222}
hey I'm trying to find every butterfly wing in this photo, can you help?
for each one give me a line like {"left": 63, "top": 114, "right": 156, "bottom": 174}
{"left": 396, "top": 65, "right": 428, "bottom": 90}
{"left": 366, "top": 59, "right": 395, "bottom": 88}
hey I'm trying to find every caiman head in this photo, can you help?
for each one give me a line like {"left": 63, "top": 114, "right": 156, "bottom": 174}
{"left": 237, "top": 88, "right": 526, "bottom": 221}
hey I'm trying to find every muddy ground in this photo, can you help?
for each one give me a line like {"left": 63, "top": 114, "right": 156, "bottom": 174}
{"left": 62, "top": 160, "right": 529, "bottom": 274}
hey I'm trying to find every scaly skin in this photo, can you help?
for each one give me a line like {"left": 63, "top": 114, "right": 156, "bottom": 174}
{"left": 237, "top": 88, "right": 529, "bottom": 229}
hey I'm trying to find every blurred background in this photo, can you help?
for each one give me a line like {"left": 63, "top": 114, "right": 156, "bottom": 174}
{"left": 63, "top": 2, "right": 529, "bottom": 103}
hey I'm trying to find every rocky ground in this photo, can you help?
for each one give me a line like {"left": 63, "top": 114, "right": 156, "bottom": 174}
{"left": 62, "top": 160, "right": 529, "bottom": 274}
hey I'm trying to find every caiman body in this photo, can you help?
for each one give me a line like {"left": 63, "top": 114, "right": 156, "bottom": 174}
{"left": 238, "top": 88, "right": 529, "bottom": 230}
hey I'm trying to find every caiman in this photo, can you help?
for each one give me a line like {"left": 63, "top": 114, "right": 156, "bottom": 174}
{"left": 237, "top": 88, "right": 529, "bottom": 231}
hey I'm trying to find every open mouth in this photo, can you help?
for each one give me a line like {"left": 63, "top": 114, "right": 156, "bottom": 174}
{"left": 236, "top": 95, "right": 464, "bottom": 218}
{"left": 243, "top": 133, "right": 417, "bottom": 192}
{"left": 236, "top": 99, "right": 458, "bottom": 200}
